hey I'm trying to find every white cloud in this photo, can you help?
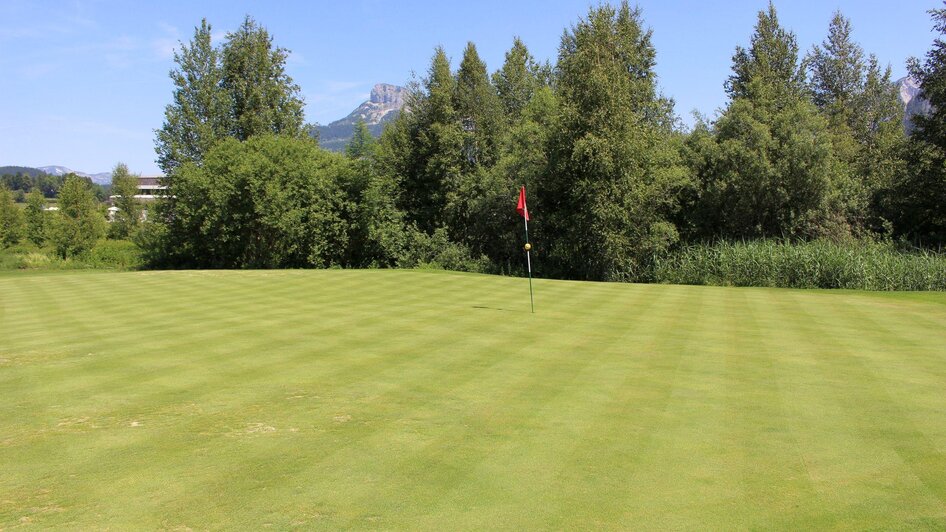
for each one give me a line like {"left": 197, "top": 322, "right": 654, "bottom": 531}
{"left": 152, "top": 22, "right": 180, "bottom": 60}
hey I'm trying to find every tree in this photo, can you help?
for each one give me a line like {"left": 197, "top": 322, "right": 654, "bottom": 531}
{"left": 155, "top": 16, "right": 305, "bottom": 175}
{"left": 109, "top": 162, "right": 142, "bottom": 239}
{"left": 893, "top": 3, "right": 946, "bottom": 244}
{"left": 685, "top": 99, "right": 836, "bottom": 239}
{"left": 48, "top": 175, "right": 105, "bottom": 258}
{"left": 727, "top": 2, "right": 806, "bottom": 105}
{"left": 389, "top": 47, "right": 464, "bottom": 234}
{"left": 24, "top": 189, "right": 46, "bottom": 246}
{"left": 453, "top": 42, "right": 502, "bottom": 171}
{"left": 158, "top": 135, "right": 350, "bottom": 268}
{"left": 441, "top": 42, "right": 506, "bottom": 257}
{"left": 155, "top": 19, "right": 230, "bottom": 175}
{"left": 805, "top": 12, "right": 907, "bottom": 234}
{"left": 687, "top": 3, "right": 838, "bottom": 240}
{"left": 0, "top": 186, "right": 23, "bottom": 247}
{"left": 544, "top": 2, "right": 690, "bottom": 281}
{"left": 489, "top": 85, "right": 560, "bottom": 273}
{"left": 493, "top": 37, "right": 545, "bottom": 121}
{"left": 807, "top": 12, "right": 864, "bottom": 120}
{"left": 221, "top": 16, "right": 305, "bottom": 141}
{"left": 346, "top": 118, "right": 377, "bottom": 159}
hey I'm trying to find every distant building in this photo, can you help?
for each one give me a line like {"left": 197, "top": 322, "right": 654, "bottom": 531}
{"left": 108, "top": 175, "right": 167, "bottom": 221}
{"left": 134, "top": 176, "right": 167, "bottom": 200}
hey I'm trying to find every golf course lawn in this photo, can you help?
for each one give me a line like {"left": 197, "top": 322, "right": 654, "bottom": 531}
{"left": 2, "top": 269, "right": 945, "bottom": 529}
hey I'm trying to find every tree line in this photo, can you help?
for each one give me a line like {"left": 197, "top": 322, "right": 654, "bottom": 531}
{"left": 5, "top": 2, "right": 944, "bottom": 282}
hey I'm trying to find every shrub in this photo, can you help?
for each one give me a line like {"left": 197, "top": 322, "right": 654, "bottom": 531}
{"left": 654, "top": 239, "right": 946, "bottom": 291}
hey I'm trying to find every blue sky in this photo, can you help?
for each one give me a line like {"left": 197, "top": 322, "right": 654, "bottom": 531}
{"left": 0, "top": 0, "right": 940, "bottom": 175}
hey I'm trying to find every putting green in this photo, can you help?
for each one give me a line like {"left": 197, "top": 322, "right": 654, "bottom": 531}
{"left": 1, "top": 269, "right": 945, "bottom": 528}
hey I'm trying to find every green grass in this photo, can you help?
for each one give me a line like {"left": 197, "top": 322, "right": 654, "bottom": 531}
{"left": 2, "top": 269, "right": 945, "bottom": 529}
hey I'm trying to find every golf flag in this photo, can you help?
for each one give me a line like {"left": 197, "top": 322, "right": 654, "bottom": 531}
{"left": 517, "top": 185, "right": 534, "bottom": 313}
{"left": 516, "top": 186, "right": 530, "bottom": 221}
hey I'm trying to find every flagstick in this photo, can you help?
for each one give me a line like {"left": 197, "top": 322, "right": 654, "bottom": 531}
{"left": 524, "top": 215, "right": 534, "bottom": 314}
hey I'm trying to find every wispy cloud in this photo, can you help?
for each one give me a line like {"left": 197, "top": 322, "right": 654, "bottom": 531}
{"left": 151, "top": 22, "right": 180, "bottom": 60}
{"left": 40, "top": 114, "right": 151, "bottom": 141}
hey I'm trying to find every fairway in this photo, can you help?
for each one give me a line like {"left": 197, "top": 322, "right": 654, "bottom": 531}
{"left": 2, "top": 270, "right": 946, "bottom": 529}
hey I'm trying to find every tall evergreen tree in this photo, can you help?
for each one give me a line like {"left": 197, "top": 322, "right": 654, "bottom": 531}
{"left": 727, "top": 2, "right": 805, "bottom": 105}
{"left": 493, "top": 37, "right": 544, "bottom": 121}
{"left": 453, "top": 42, "right": 502, "bottom": 170}
{"left": 346, "top": 118, "right": 377, "bottom": 160}
{"left": 807, "top": 12, "right": 864, "bottom": 120}
{"left": 393, "top": 47, "right": 464, "bottom": 233}
{"left": 805, "top": 12, "right": 906, "bottom": 233}
{"left": 688, "top": 2, "right": 838, "bottom": 239}
{"left": 545, "top": 1, "right": 689, "bottom": 281}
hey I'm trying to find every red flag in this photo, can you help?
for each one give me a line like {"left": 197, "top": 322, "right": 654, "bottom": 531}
{"left": 516, "top": 186, "right": 529, "bottom": 221}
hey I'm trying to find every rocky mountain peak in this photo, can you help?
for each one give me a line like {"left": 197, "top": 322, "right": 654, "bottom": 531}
{"left": 314, "top": 83, "right": 407, "bottom": 151}
{"left": 897, "top": 76, "right": 933, "bottom": 134}
{"left": 370, "top": 83, "right": 404, "bottom": 107}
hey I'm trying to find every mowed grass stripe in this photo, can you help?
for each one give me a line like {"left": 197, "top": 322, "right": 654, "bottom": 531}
{"left": 799, "top": 296, "right": 946, "bottom": 514}
{"left": 201, "top": 278, "right": 662, "bottom": 526}
{"left": 2, "top": 271, "right": 946, "bottom": 529}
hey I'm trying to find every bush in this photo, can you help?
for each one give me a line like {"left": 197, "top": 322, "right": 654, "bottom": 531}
{"left": 78, "top": 239, "right": 143, "bottom": 270}
{"left": 397, "top": 227, "right": 491, "bottom": 273}
{"left": 654, "top": 239, "right": 946, "bottom": 291}
{"left": 0, "top": 240, "right": 142, "bottom": 271}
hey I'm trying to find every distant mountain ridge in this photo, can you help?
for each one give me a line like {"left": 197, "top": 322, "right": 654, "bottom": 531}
{"left": 38, "top": 165, "right": 112, "bottom": 184}
{"left": 0, "top": 166, "right": 48, "bottom": 178}
{"left": 315, "top": 83, "right": 406, "bottom": 152}
{"left": 0, "top": 165, "right": 112, "bottom": 184}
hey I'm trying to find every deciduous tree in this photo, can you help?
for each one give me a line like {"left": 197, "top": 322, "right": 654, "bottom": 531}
{"left": 109, "top": 162, "right": 142, "bottom": 239}
{"left": 48, "top": 175, "right": 105, "bottom": 258}
{"left": 24, "top": 189, "right": 46, "bottom": 246}
{"left": 544, "top": 1, "right": 689, "bottom": 281}
{"left": 0, "top": 186, "right": 23, "bottom": 247}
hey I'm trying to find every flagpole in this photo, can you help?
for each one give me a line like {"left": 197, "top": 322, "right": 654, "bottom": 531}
{"left": 524, "top": 202, "right": 534, "bottom": 315}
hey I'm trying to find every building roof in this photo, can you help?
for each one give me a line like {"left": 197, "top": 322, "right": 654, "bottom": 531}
{"left": 138, "top": 176, "right": 164, "bottom": 187}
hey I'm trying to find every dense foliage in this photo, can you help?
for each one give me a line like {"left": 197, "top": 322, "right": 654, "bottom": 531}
{"left": 108, "top": 163, "right": 142, "bottom": 239}
{"left": 0, "top": 170, "right": 108, "bottom": 200}
{"left": 155, "top": 16, "right": 306, "bottom": 175}
{"left": 127, "top": 3, "right": 946, "bottom": 289}
{"left": 0, "top": 186, "right": 23, "bottom": 247}
{"left": 891, "top": 3, "right": 946, "bottom": 246}
{"left": 47, "top": 175, "right": 106, "bottom": 258}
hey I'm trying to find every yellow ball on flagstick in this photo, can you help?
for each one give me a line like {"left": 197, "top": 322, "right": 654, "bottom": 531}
{"left": 524, "top": 243, "right": 532, "bottom": 251}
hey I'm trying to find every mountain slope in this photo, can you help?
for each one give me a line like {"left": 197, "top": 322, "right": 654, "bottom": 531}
{"left": 37, "top": 166, "right": 111, "bottom": 184}
{"left": 897, "top": 76, "right": 933, "bottom": 134}
{"left": 314, "top": 83, "right": 405, "bottom": 152}
{"left": 0, "top": 166, "right": 48, "bottom": 178}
